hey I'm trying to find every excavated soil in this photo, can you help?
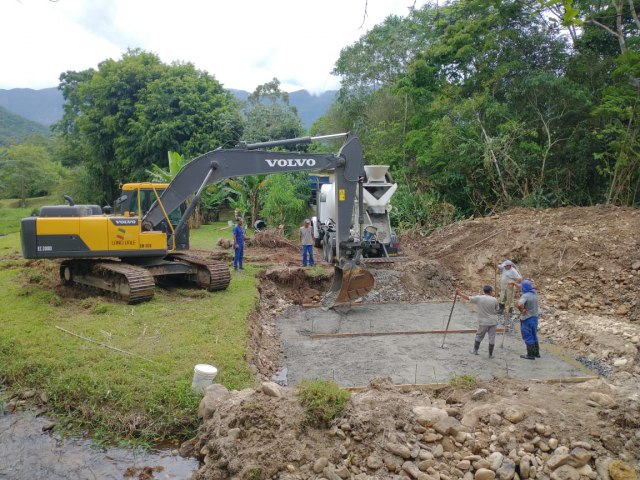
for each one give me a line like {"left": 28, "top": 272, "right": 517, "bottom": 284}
{"left": 190, "top": 206, "right": 640, "bottom": 480}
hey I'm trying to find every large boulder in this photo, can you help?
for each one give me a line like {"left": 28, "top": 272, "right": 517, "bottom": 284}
{"left": 198, "top": 383, "right": 231, "bottom": 420}
{"left": 413, "top": 406, "right": 449, "bottom": 427}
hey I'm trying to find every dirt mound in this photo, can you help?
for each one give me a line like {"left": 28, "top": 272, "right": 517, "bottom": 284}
{"left": 188, "top": 376, "right": 639, "bottom": 479}
{"left": 407, "top": 206, "right": 640, "bottom": 366}
{"left": 260, "top": 266, "right": 331, "bottom": 305}
{"left": 252, "top": 229, "right": 297, "bottom": 249}
{"left": 364, "top": 260, "right": 457, "bottom": 302}
{"left": 410, "top": 205, "right": 640, "bottom": 314}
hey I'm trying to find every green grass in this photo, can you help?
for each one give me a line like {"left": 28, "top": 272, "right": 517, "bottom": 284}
{"left": 297, "top": 379, "right": 351, "bottom": 428}
{"left": 0, "top": 196, "right": 55, "bottom": 209}
{"left": 0, "top": 207, "right": 34, "bottom": 235}
{"left": 449, "top": 374, "right": 477, "bottom": 389}
{"left": 0, "top": 197, "right": 54, "bottom": 235}
{"left": 0, "top": 221, "right": 260, "bottom": 444}
{"left": 190, "top": 221, "right": 235, "bottom": 249}
{"left": 304, "top": 265, "right": 329, "bottom": 279}
{"left": 0, "top": 232, "right": 21, "bottom": 255}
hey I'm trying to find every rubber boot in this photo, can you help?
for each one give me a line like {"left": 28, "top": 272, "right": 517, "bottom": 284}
{"left": 520, "top": 344, "right": 536, "bottom": 360}
{"left": 470, "top": 341, "right": 480, "bottom": 355}
{"left": 533, "top": 343, "right": 541, "bottom": 358}
{"left": 488, "top": 344, "right": 494, "bottom": 358}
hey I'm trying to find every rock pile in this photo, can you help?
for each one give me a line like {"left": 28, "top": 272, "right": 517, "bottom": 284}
{"left": 185, "top": 378, "right": 639, "bottom": 480}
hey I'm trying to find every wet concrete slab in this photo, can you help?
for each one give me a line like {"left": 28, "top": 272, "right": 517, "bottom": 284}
{"left": 276, "top": 302, "right": 592, "bottom": 387}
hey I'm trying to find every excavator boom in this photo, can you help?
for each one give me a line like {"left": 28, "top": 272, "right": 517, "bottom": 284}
{"left": 144, "top": 132, "right": 374, "bottom": 307}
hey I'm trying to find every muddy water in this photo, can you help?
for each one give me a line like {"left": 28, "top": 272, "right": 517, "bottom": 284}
{"left": 0, "top": 412, "right": 198, "bottom": 479}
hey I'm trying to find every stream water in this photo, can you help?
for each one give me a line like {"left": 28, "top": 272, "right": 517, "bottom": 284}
{"left": 0, "top": 411, "right": 198, "bottom": 479}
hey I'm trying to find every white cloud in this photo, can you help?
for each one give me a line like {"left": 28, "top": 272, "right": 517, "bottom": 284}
{"left": 0, "top": 0, "right": 419, "bottom": 93}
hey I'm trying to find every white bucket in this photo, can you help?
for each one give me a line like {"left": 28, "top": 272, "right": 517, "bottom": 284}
{"left": 191, "top": 364, "right": 218, "bottom": 394}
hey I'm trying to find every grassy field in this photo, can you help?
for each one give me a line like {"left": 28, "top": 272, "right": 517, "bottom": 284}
{"left": 0, "top": 196, "right": 55, "bottom": 235}
{"left": 0, "top": 206, "right": 258, "bottom": 445}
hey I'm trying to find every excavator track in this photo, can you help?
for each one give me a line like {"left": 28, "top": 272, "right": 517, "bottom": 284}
{"left": 60, "top": 259, "right": 155, "bottom": 304}
{"left": 168, "top": 253, "right": 231, "bottom": 291}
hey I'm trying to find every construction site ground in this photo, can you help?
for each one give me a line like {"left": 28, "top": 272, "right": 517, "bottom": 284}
{"left": 4, "top": 206, "right": 639, "bottom": 479}
{"left": 245, "top": 206, "right": 640, "bottom": 386}
{"left": 275, "top": 301, "right": 590, "bottom": 387}
{"left": 188, "top": 205, "right": 640, "bottom": 480}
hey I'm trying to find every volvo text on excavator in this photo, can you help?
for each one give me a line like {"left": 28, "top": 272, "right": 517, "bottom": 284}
{"left": 20, "top": 132, "right": 375, "bottom": 306}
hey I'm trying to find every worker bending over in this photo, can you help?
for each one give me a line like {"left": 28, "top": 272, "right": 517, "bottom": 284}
{"left": 456, "top": 285, "right": 500, "bottom": 358}
{"left": 497, "top": 260, "right": 522, "bottom": 313}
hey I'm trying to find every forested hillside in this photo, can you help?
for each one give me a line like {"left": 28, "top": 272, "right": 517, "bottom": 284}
{"left": 0, "top": 106, "right": 49, "bottom": 146}
{"left": 0, "top": 87, "right": 63, "bottom": 126}
{"left": 0, "top": 87, "right": 335, "bottom": 130}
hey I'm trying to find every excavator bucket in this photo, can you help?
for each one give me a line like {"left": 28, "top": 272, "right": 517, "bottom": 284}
{"left": 322, "top": 260, "right": 375, "bottom": 308}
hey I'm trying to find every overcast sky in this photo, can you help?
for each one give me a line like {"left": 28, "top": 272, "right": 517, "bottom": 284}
{"left": 1, "top": 0, "right": 422, "bottom": 94}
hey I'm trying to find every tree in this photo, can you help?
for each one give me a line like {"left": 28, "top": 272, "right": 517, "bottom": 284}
{"left": 538, "top": 0, "right": 640, "bottom": 54}
{"left": 0, "top": 143, "right": 59, "bottom": 206}
{"left": 242, "top": 78, "right": 304, "bottom": 143}
{"left": 333, "top": 9, "right": 439, "bottom": 93}
{"left": 593, "top": 50, "right": 640, "bottom": 205}
{"left": 260, "top": 174, "right": 310, "bottom": 234}
{"left": 226, "top": 176, "right": 268, "bottom": 225}
{"left": 55, "top": 49, "right": 244, "bottom": 204}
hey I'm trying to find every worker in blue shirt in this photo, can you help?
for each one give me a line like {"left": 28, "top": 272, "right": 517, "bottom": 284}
{"left": 233, "top": 216, "right": 244, "bottom": 271}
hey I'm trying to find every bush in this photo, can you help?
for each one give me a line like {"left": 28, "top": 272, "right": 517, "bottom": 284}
{"left": 390, "top": 184, "right": 457, "bottom": 236}
{"left": 260, "top": 173, "right": 310, "bottom": 235}
{"left": 297, "top": 379, "right": 350, "bottom": 428}
{"left": 449, "top": 374, "right": 477, "bottom": 389}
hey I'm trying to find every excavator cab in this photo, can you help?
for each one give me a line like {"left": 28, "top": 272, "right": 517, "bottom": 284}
{"left": 117, "top": 183, "right": 189, "bottom": 251}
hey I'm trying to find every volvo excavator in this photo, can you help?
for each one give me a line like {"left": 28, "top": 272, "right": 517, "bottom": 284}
{"left": 20, "top": 132, "right": 375, "bottom": 306}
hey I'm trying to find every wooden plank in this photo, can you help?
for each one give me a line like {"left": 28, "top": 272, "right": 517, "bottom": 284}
{"left": 346, "top": 376, "right": 598, "bottom": 392}
{"left": 310, "top": 328, "right": 506, "bottom": 340}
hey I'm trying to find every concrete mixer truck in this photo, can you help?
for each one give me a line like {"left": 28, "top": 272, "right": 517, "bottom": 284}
{"left": 312, "top": 165, "right": 400, "bottom": 262}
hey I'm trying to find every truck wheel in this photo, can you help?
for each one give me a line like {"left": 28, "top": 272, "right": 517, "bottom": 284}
{"left": 314, "top": 237, "right": 323, "bottom": 248}
{"left": 323, "top": 234, "right": 334, "bottom": 263}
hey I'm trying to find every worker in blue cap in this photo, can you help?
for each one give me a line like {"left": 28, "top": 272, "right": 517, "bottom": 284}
{"left": 516, "top": 279, "right": 540, "bottom": 360}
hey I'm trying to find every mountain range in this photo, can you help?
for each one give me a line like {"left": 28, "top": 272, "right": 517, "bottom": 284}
{"left": 0, "top": 87, "right": 336, "bottom": 134}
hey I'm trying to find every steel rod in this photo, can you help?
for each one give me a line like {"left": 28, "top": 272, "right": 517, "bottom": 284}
{"left": 441, "top": 292, "right": 458, "bottom": 348}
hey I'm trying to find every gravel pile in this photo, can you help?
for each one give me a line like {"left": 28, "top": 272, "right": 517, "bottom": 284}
{"left": 575, "top": 356, "right": 614, "bottom": 377}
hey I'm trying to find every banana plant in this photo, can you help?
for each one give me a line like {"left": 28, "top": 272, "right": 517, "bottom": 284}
{"left": 146, "top": 150, "right": 185, "bottom": 182}
{"left": 225, "top": 175, "right": 268, "bottom": 225}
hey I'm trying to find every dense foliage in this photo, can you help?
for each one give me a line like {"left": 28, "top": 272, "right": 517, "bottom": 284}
{"left": 54, "top": 49, "right": 244, "bottom": 204}
{"left": 317, "top": 0, "right": 640, "bottom": 230}
{"left": 6, "top": 0, "right": 639, "bottom": 235}
{"left": 0, "top": 137, "right": 59, "bottom": 206}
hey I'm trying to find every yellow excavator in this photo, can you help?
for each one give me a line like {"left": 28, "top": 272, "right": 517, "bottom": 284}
{"left": 20, "top": 133, "right": 374, "bottom": 306}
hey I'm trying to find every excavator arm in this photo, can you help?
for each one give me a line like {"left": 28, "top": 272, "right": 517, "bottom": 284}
{"left": 144, "top": 133, "right": 361, "bottom": 260}
{"left": 143, "top": 132, "right": 374, "bottom": 306}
